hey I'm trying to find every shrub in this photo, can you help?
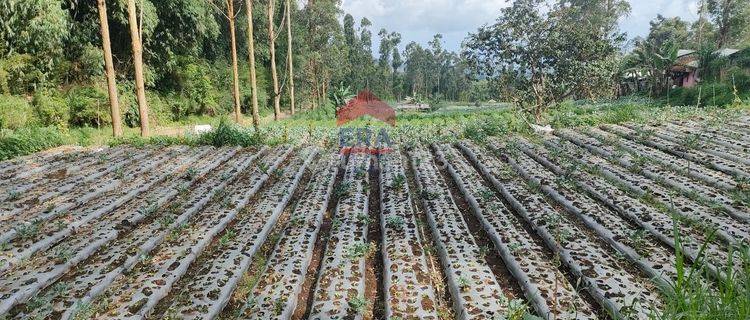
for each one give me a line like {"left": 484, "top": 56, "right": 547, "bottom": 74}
{"left": 169, "top": 58, "right": 220, "bottom": 118}
{"left": 0, "top": 54, "right": 48, "bottom": 94}
{"left": 32, "top": 91, "right": 68, "bottom": 128}
{"left": 668, "top": 83, "right": 737, "bottom": 107}
{"left": 0, "top": 127, "right": 65, "bottom": 160}
{"left": 196, "top": 118, "right": 262, "bottom": 147}
{"left": 69, "top": 45, "right": 104, "bottom": 82}
{"left": 0, "top": 94, "right": 36, "bottom": 130}
{"left": 66, "top": 86, "right": 110, "bottom": 128}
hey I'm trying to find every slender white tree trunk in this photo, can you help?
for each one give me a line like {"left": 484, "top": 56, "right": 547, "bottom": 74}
{"left": 227, "top": 0, "right": 242, "bottom": 123}
{"left": 285, "top": 0, "right": 295, "bottom": 115}
{"left": 97, "top": 0, "right": 122, "bottom": 137}
{"left": 268, "top": 0, "right": 281, "bottom": 120}
{"left": 246, "top": 0, "right": 260, "bottom": 129}
{"left": 126, "top": 0, "right": 150, "bottom": 137}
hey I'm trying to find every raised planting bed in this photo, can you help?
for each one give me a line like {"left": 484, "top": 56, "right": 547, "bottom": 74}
{"left": 160, "top": 147, "right": 317, "bottom": 319}
{"left": 496, "top": 138, "right": 686, "bottom": 290}
{"left": 238, "top": 153, "right": 341, "bottom": 319}
{"left": 434, "top": 143, "right": 596, "bottom": 319}
{"left": 377, "top": 149, "right": 440, "bottom": 319}
{"left": 0, "top": 146, "right": 208, "bottom": 241}
{"left": 89, "top": 146, "right": 294, "bottom": 318}
{"left": 0, "top": 147, "right": 130, "bottom": 198}
{"left": 635, "top": 123, "right": 750, "bottom": 167}
{"left": 557, "top": 129, "right": 748, "bottom": 222}
{"left": 1, "top": 148, "right": 271, "bottom": 318}
{"left": 0, "top": 146, "right": 91, "bottom": 183}
{"left": 602, "top": 124, "right": 750, "bottom": 180}
{"left": 0, "top": 147, "right": 240, "bottom": 273}
{"left": 516, "top": 139, "right": 738, "bottom": 278}
{"left": 663, "top": 122, "right": 750, "bottom": 155}
{"left": 584, "top": 127, "right": 738, "bottom": 191}
{"left": 409, "top": 145, "right": 513, "bottom": 319}
{"left": 543, "top": 136, "right": 750, "bottom": 246}
{"left": 459, "top": 140, "right": 664, "bottom": 320}
{"left": 308, "top": 151, "right": 372, "bottom": 320}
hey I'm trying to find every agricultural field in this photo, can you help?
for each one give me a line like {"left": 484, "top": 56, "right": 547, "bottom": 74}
{"left": 1, "top": 116, "right": 749, "bottom": 320}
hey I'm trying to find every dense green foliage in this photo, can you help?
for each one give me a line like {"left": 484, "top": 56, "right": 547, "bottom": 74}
{"left": 623, "top": 2, "right": 750, "bottom": 97}
{"left": 655, "top": 227, "right": 750, "bottom": 320}
{"left": 463, "top": 0, "right": 631, "bottom": 120}
{"left": 0, "top": 127, "right": 66, "bottom": 160}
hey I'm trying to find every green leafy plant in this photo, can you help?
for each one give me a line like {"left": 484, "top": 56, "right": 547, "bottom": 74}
{"left": 219, "top": 230, "right": 236, "bottom": 247}
{"left": 391, "top": 174, "right": 406, "bottom": 191}
{"left": 347, "top": 296, "right": 368, "bottom": 314}
{"left": 345, "top": 242, "right": 375, "bottom": 261}
{"left": 385, "top": 215, "right": 406, "bottom": 230}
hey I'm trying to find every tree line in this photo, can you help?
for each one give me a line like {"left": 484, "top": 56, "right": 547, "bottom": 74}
{"left": 0, "top": 0, "right": 748, "bottom": 135}
{"left": 0, "top": 0, "right": 477, "bottom": 137}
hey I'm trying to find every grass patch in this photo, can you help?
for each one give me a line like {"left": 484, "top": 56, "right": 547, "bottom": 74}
{"left": 0, "top": 127, "right": 66, "bottom": 160}
{"left": 1, "top": 98, "right": 748, "bottom": 161}
{"left": 652, "top": 222, "right": 750, "bottom": 319}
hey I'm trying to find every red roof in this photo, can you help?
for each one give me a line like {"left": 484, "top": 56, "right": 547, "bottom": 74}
{"left": 336, "top": 91, "right": 396, "bottom": 126}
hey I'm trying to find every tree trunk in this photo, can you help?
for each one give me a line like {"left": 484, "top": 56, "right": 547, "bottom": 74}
{"left": 245, "top": 0, "right": 260, "bottom": 130}
{"left": 268, "top": 0, "right": 281, "bottom": 120}
{"left": 285, "top": 0, "right": 295, "bottom": 115}
{"left": 227, "top": 0, "right": 242, "bottom": 123}
{"left": 126, "top": 0, "right": 149, "bottom": 137}
{"left": 97, "top": 0, "right": 122, "bottom": 137}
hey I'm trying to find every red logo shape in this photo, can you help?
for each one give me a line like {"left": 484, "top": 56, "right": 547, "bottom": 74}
{"left": 336, "top": 91, "right": 396, "bottom": 127}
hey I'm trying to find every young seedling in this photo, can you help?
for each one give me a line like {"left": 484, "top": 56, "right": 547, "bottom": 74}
{"left": 184, "top": 167, "right": 198, "bottom": 180}
{"left": 385, "top": 215, "right": 406, "bottom": 231}
{"left": 628, "top": 229, "right": 650, "bottom": 256}
{"left": 457, "top": 276, "right": 471, "bottom": 292}
{"left": 98, "top": 153, "right": 109, "bottom": 164}
{"left": 221, "top": 172, "right": 232, "bottom": 181}
{"left": 6, "top": 189, "right": 20, "bottom": 201}
{"left": 505, "top": 299, "right": 533, "bottom": 320}
{"left": 347, "top": 296, "right": 368, "bottom": 314}
{"left": 114, "top": 167, "right": 125, "bottom": 180}
{"left": 421, "top": 190, "right": 439, "bottom": 201}
{"left": 682, "top": 134, "right": 702, "bottom": 150}
{"left": 54, "top": 246, "right": 73, "bottom": 264}
{"left": 258, "top": 162, "right": 269, "bottom": 174}
{"left": 157, "top": 215, "right": 175, "bottom": 229}
{"left": 479, "top": 188, "right": 495, "bottom": 202}
{"left": 274, "top": 297, "right": 286, "bottom": 315}
{"left": 140, "top": 200, "right": 160, "bottom": 217}
{"left": 508, "top": 242, "right": 522, "bottom": 254}
{"left": 345, "top": 242, "right": 374, "bottom": 261}
{"left": 355, "top": 167, "right": 366, "bottom": 180}
{"left": 390, "top": 174, "right": 406, "bottom": 191}
{"left": 219, "top": 230, "right": 236, "bottom": 247}
{"left": 334, "top": 182, "right": 351, "bottom": 199}
{"left": 331, "top": 218, "right": 342, "bottom": 230}
{"left": 356, "top": 212, "right": 372, "bottom": 224}
{"left": 15, "top": 221, "right": 41, "bottom": 240}
{"left": 290, "top": 215, "right": 305, "bottom": 227}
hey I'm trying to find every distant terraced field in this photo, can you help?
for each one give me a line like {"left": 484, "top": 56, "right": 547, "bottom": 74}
{"left": 1, "top": 118, "right": 749, "bottom": 319}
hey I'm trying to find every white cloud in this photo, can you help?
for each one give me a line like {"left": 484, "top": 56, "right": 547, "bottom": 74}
{"left": 340, "top": 0, "right": 698, "bottom": 52}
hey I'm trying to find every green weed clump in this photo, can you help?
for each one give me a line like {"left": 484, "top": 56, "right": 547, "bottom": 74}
{"left": 653, "top": 225, "right": 750, "bottom": 320}
{"left": 0, "top": 95, "right": 37, "bottom": 130}
{"left": 195, "top": 118, "right": 263, "bottom": 148}
{"left": 0, "top": 127, "right": 66, "bottom": 160}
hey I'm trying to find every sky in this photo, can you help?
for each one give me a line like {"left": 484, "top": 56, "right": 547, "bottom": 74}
{"left": 341, "top": 0, "right": 702, "bottom": 53}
